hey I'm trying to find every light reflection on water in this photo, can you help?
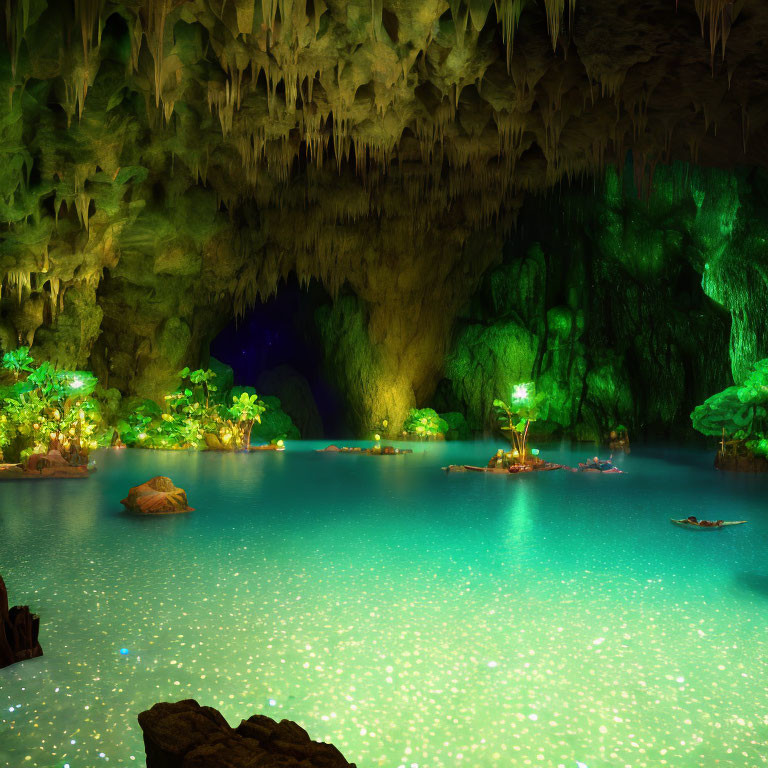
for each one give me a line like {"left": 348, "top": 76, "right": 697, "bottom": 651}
{"left": 1, "top": 441, "right": 767, "bottom": 767}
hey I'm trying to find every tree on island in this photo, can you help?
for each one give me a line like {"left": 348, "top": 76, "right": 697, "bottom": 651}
{"left": 691, "top": 358, "right": 768, "bottom": 458}
{"left": 227, "top": 392, "right": 267, "bottom": 450}
{"left": 493, "top": 382, "right": 547, "bottom": 464}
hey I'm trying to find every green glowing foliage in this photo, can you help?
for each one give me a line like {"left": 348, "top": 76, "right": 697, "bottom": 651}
{"left": 691, "top": 359, "right": 768, "bottom": 455}
{"left": 126, "top": 368, "right": 223, "bottom": 449}
{"left": 115, "top": 368, "right": 241, "bottom": 450}
{"left": 180, "top": 367, "right": 218, "bottom": 408}
{"left": 2, "top": 347, "right": 34, "bottom": 379}
{"left": 0, "top": 349, "right": 107, "bottom": 461}
{"left": 228, "top": 392, "right": 266, "bottom": 450}
{"left": 115, "top": 401, "right": 158, "bottom": 447}
{"left": 493, "top": 383, "right": 547, "bottom": 428}
{"left": 403, "top": 408, "right": 448, "bottom": 438}
{"left": 492, "top": 383, "right": 547, "bottom": 461}
{"left": 440, "top": 411, "right": 471, "bottom": 440}
{"left": 250, "top": 395, "right": 301, "bottom": 443}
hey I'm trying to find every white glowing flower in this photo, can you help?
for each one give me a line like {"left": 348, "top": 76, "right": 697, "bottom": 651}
{"left": 512, "top": 383, "right": 529, "bottom": 401}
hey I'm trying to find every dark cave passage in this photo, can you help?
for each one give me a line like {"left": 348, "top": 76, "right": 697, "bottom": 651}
{"left": 209, "top": 276, "right": 352, "bottom": 438}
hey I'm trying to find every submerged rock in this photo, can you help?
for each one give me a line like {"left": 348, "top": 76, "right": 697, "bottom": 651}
{"left": 0, "top": 574, "right": 43, "bottom": 669}
{"left": 121, "top": 477, "right": 193, "bottom": 515}
{"left": 138, "top": 699, "right": 355, "bottom": 768}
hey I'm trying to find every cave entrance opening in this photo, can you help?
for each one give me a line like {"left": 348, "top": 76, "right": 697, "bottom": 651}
{"left": 209, "top": 275, "right": 350, "bottom": 439}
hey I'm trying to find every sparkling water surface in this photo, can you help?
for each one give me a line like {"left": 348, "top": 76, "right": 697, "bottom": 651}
{"left": 1, "top": 441, "right": 767, "bottom": 768}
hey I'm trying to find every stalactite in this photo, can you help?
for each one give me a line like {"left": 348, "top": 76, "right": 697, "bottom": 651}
{"left": 74, "top": 0, "right": 103, "bottom": 71}
{"left": 495, "top": 0, "right": 526, "bottom": 68}
{"left": 144, "top": 0, "right": 174, "bottom": 108}
{"left": 4, "top": 270, "right": 31, "bottom": 303}
{"left": 694, "top": 0, "right": 735, "bottom": 63}
{"left": 4, "top": 0, "right": 34, "bottom": 78}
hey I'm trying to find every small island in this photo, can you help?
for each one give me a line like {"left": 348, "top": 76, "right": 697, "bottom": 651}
{"left": 446, "top": 384, "right": 567, "bottom": 473}
{"left": 317, "top": 444, "right": 412, "bottom": 455}
{"left": 691, "top": 358, "right": 768, "bottom": 472}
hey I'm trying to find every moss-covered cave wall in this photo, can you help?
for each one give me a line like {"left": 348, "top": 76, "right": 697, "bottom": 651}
{"left": 436, "top": 163, "right": 760, "bottom": 440}
{"left": 1, "top": 1, "right": 768, "bottom": 437}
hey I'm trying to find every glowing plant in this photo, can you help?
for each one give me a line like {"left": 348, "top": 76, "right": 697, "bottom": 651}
{"left": 0, "top": 351, "right": 106, "bottom": 462}
{"left": 2, "top": 347, "right": 34, "bottom": 380}
{"left": 116, "top": 405, "right": 157, "bottom": 446}
{"left": 135, "top": 368, "right": 224, "bottom": 449}
{"left": 227, "top": 392, "right": 266, "bottom": 449}
{"left": 512, "top": 383, "right": 530, "bottom": 401}
{"left": 122, "top": 371, "right": 270, "bottom": 451}
{"left": 493, "top": 382, "right": 547, "bottom": 463}
{"left": 691, "top": 358, "right": 768, "bottom": 457}
{"left": 181, "top": 367, "right": 218, "bottom": 408}
{"left": 403, "top": 408, "right": 448, "bottom": 438}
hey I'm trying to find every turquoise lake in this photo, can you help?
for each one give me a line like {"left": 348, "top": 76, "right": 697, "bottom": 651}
{"left": 1, "top": 442, "right": 767, "bottom": 768}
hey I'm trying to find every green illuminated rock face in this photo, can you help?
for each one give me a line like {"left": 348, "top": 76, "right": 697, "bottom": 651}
{"left": 1, "top": 2, "right": 767, "bottom": 436}
{"left": 441, "top": 164, "right": 764, "bottom": 440}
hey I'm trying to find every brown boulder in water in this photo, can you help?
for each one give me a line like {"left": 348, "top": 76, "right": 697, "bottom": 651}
{"left": 138, "top": 699, "right": 356, "bottom": 768}
{"left": 0, "top": 574, "right": 43, "bottom": 669}
{"left": 121, "top": 476, "right": 193, "bottom": 515}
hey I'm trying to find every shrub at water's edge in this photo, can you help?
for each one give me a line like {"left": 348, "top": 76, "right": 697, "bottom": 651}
{"left": 115, "top": 368, "right": 299, "bottom": 450}
{"left": 402, "top": 408, "right": 448, "bottom": 439}
{"left": 0, "top": 347, "right": 111, "bottom": 463}
{"left": 0, "top": 351, "right": 301, "bottom": 456}
{"left": 691, "top": 358, "right": 768, "bottom": 471}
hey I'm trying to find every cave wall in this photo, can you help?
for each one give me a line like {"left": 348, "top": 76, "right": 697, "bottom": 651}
{"left": 436, "top": 163, "right": 768, "bottom": 440}
{"left": 1, "top": 2, "right": 768, "bottom": 436}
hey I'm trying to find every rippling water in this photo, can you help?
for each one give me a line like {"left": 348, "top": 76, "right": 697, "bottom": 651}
{"left": 1, "top": 441, "right": 767, "bottom": 768}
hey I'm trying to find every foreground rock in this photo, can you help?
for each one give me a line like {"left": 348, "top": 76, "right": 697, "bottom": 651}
{"left": 0, "top": 574, "right": 43, "bottom": 669}
{"left": 138, "top": 700, "right": 355, "bottom": 768}
{"left": 121, "top": 477, "right": 193, "bottom": 515}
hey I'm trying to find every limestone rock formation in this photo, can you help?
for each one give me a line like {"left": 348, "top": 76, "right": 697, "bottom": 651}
{"left": 138, "top": 699, "right": 355, "bottom": 768}
{"left": 0, "top": 574, "right": 43, "bottom": 669}
{"left": 121, "top": 476, "right": 193, "bottom": 515}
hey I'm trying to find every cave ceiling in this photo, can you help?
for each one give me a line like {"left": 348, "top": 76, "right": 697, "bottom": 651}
{"left": 5, "top": 0, "right": 768, "bottom": 220}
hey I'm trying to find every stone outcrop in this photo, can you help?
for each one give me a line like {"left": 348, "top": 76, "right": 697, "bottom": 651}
{"left": 121, "top": 477, "right": 193, "bottom": 515}
{"left": 715, "top": 452, "right": 768, "bottom": 473}
{"left": 138, "top": 699, "right": 355, "bottom": 768}
{"left": 0, "top": 574, "right": 43, "bottom": 669}
{"left": 0, "top": 452, "right": 91, "bottom": 480}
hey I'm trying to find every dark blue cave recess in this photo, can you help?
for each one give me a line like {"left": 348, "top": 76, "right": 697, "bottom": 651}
{"left": 210, "top": 277, "right": 351, "bottom": 437}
